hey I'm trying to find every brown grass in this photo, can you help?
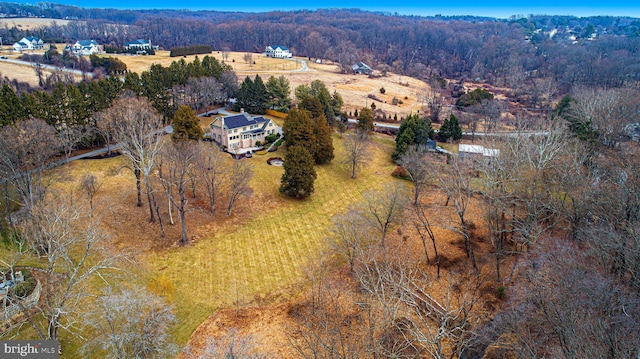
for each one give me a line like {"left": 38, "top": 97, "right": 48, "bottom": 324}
{"left": 111, "top": 50, "right": 431, "bottom": 119}
{"left": 0, "top": 17, "right": 72, "bottom": 30}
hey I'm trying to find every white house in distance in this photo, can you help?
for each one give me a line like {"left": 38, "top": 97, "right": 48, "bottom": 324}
{"left": 125, "top": 39, "right": 155, "bottom": 53}
{"left": 12, "top": 36, "right": 44, "bottom": 52}
{"left": 265, "top": 45, "right": 292, "bottom": 58}
{"left": 209, "top": 112, "right": 281, "bottom": 153}
{"left": 68, "top": 40, "right": 100, "bottom": 55}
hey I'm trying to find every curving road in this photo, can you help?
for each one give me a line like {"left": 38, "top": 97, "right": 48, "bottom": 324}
{"left": 0, "top": 57, "right": 94, "bottom": 78}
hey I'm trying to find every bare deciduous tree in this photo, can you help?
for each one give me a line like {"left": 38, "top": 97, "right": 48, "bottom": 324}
{"left": 341, "top": 132, "right": 369, "bottom": 179}
{"left": 160, "top": 141, "right": 198, "bottom": 244}
{"left": 226, "top": 160, "right": 253, "bottom": 216}
{"left": 327, "top": 209, "right": 372, "bottom": 272}
{"left": 433, "top": 156, "right": 477, "bottom": 272}
{"left": 399, "top": 145, "right": 432, "bottom": 206}
{"left": 82, "top": 287, "right": 177, "bottom": 359}
{"left": 359, "top": 184, "right": 408, "bottom": 247}
{"left": 20, "top": 193, "right": 121, "bottom": 340}
{"left": 0, "top": 118, "right": 60, "bottom": 212}
{"left": 105, "top": 96, "right": 165, "bottom": 234}
{"left": 187, "top": 328, "right": 266, "bottom": 359}
{"left": 243, "top": 53, "right": 253, "bottom": 66}
{"left": 196, "top": 142, "right": 227, "bottom": 215}
{"left": 79, "top": 173, "right": 102, "bottom": 219}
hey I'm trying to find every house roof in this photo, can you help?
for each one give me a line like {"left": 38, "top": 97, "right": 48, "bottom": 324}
{"left": 268, "top": 45, "right": 289, "bottom": 51}
{"left": 222, "top": 113, "right": 269, "bottom": 130}
{"left": 126, "top": 39, "right": 150, "bottom": 46}
{"left": 352, "top": 61, "right": 373, "bottom": 71}
{"left": 458, "top": 144, "right": 499, "bottom": 157}
{"left": 76, "top": 40, "right": 98, "bottom": 47}
{"left": 25, "top": 36, "right": 40, "bottom": 42}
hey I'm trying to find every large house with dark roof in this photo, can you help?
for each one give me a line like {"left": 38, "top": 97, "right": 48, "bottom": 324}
{"left": 12, "top": 36, "right": 44, "bottom": 51}
{"left": 265, "top": 45, "right": 292, "bottom": 58}
{"left": 209, "top": 112, "right": 281, "bottom": 153}
{"left": 125, "top": 39, "right": 155, "bottom": 53}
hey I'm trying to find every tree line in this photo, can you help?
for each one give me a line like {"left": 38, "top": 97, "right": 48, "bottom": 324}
{"left": 3, "top": 7, "right": 640, "bottom": 97}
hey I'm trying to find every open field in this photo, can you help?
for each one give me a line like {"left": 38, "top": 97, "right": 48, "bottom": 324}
{"left": 112, "top": 50, "right": 431, "bottom": 119}
{"left": 145, "top": 134, "right": 402, "bottom": 345}
{"left": 0, "top": 17, "right": 72, "bottom": 30}
{"left": 0, "top": 48, "right": 431, "bottom": 120}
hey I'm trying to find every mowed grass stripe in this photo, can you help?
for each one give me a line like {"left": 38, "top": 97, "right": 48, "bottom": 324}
{"left": 146, "top": 135, "right": 399, "bottom": 345}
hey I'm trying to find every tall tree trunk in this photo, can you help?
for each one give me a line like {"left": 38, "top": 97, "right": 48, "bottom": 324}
{"left": 180, "top": 191, "right": 187, "bottom": 245}
{"left": 145, "top": 176, "right": 155, "bottom": 222}
{"left": 135, "top": 168, "right": 142, "bottom": 207}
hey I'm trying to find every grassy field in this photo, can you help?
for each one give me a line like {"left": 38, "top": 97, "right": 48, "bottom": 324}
{"left": 145, "top": 134, "right": 400, "bottom": 345}
{"left": 0, "top": 17, "right": 72, "bottom": 30}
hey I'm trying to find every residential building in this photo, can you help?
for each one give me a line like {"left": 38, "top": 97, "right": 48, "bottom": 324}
{"left": 12, "top": 36, "right": 44, "bottom": 51}
{"left": 352, "top": 61, "right": 373, "bottom": 75}
{"left": 68, "top": 40, "right": 100, "bottom": 55}
{"left": 209, "top": 112, "right": 281, "bottom": 153}
{"left": 265, "top": 45, "right": 292, "bottom": 58}
{"left": 125, "top": 39, "right": 155, "bottom": 53}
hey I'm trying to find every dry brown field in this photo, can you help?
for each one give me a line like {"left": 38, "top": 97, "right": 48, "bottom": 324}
{"left": 1, "top": 48, "right": 431, "bottom": 119}
{"left": 112, "top": 50, "right": 431, "bottom": 119}
{"left": 0, "top": 17, "right": 72, "bottom": 30}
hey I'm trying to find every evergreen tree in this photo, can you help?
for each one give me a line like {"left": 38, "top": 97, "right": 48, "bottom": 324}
{"left": 265, "top": 75, "right": 291, "bottom": 112}
{"left": 234, "top": 76, "right": 253, "bottom": 112}
{"left": 251, "top": 75, "right": 268, "bottom": 114}
{"left": 313, "top": 112, "right": 334, "bottom": 164}
{"left": 438, "top": 114, "right": 462, "bottom": 142}
{"left": 298, "top": 97, "right": 334, "bottom": 164}
{"left": 171, "top": 105, "right": 204, "bottom": 141}
{"left": 0, "top": 84, "right": 25, "bottom": 127}
{"left": 392, "top": 114, "right": 434, "bottom": 161}
{"left": 283, "top": 108, "right": 315, "bottom": 151}
{"left": 280, "top": 145, "right": 317, "bottom": 199}
{"left": 357, "top": 107, "right": 374, "bottom": 134}
{"left": 449, "top": 114, "right": 463, "bottom": 141}
{"left": 438, "top": 116, "right": 452, "bottom": 142}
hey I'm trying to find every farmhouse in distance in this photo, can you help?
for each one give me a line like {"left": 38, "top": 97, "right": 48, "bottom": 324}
{"left": 265, "top": 45, "right": 292, "bottom": 58}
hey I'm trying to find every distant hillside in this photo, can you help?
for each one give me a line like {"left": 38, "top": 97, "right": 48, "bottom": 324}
{"left": 1, "top": 2, "right": 639, "bottom": 95}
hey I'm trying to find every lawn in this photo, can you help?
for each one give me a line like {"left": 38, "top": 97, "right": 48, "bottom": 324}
{"left": 145, "top": 133, "right": 400, "bottom": 345}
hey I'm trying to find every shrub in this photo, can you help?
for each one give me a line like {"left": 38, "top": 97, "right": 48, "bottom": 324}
{"left": 392, "top": 96, "right": 399, "bottom": 105}
{"left": 497, "top": 286, "right": 506, "bottom": 300}
{"left": 391, "top": 165, "right": 411, "bottom": 179}
{"left": 255, "top": 140, "right": 262, "bottom": 147}
{"left": 398, "top": 99, "right": 404, "bottom": 105}
{"left": 379, "top": 87, "right": 386, "bottom": 94}
{"left": 265, "top": 133, "right": 278, "bottom": 143}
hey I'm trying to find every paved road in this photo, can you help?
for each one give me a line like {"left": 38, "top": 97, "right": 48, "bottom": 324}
{"left": 0, "top": 57, "right": 94, "bottom": 78}
{"left": 346, "top": 118, "right": 548, "bottom": 137}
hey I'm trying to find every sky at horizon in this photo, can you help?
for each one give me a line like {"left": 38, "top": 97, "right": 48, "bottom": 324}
{"left": 33, "top": 0, "right": 640, "bottom": 18}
